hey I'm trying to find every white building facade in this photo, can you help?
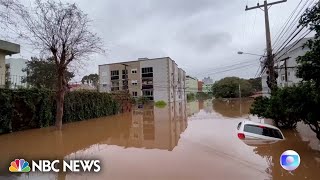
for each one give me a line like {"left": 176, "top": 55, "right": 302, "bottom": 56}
{"left": 0, "top": 40, "right": 20, "bottom": 88}
{"left": 5, "top": 58, "right": 28, "bottom": 88}
{"left": 186, "top": 75, "right": 198, "bottom": 94}
{"left": 261, "top": 38, "right": 311, "bottom": 96}
{"left": 99, "top": 57, "right": 186, "bottom": 102}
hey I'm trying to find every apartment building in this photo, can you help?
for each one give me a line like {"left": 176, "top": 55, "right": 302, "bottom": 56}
{"left": 261, "top": 38, "right": 311, "bottom": 96}
{"left": 99, "top": 57, "right": 186, "bottom": 102}
{"left": 186, "top": 75, "right": 198, "bottom": 94}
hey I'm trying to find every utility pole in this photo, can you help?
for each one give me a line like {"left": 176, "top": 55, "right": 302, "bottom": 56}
{"left": 239, "top": 83, "right": 242, "bottom": 115}
{"left": 245, "top": 0, "right": 287, "bottom": 92}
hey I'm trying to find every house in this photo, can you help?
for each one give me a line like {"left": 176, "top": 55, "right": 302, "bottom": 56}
{"left": 5, "top": 58, "right": 28, "bottom": 88}
{"left": 99, "top": 57, "right": 186, "bottom": 102}
{"left": 0, "top": 40, "right": 20, "bottom": 88}
{"left": 261, "top": 38, "right": 311, "bottom": 96}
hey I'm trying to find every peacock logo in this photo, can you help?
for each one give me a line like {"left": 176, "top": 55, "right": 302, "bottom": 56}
{"left": 9, "top": 159, "right": 31, "bottom": 172}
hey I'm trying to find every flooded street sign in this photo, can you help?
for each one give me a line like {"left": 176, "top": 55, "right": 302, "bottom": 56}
{"left": 0, "top": 99, "right": 319, "bottom": 180}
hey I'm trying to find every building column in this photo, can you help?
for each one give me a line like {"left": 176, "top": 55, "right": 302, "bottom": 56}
{"left": 0, "top": 54, "right": 6, "bottom": 87}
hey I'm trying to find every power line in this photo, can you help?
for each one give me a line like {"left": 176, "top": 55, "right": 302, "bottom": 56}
{"left": 273, "top": 0, "right": 315, "bottom": 52}
{"left": 272, "top": 0, "right": 303, "bottom": 48}
{"left": 193, "top": 59, "right": 259, "bottom": 77}
{"left": 275, "top": 29, "right": 312, "bottom": 61}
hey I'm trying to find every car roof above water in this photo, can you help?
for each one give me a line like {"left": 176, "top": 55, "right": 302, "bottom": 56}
{"left": 241, "top": 120, "right": 281, "bottom": 131}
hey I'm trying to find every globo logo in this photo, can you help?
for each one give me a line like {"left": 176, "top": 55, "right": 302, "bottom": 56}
{"left": 280, "top": 150, "right": 300, "bottom": 171}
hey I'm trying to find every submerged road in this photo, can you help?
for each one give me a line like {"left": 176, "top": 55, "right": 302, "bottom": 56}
{"left": 0, "top": 99, "right": 319, "bottom": 180}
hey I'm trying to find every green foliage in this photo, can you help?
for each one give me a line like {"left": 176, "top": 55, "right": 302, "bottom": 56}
{"left": 22, "top": 57, "right": 74, "bottom": 89}
{"left": 155, "top": 100, "right": 167, "bottom": 108}
{"left": 212, "top": 77, "right": 254, "bottom": 98}
{"left": 0, "top": 89, "right": 13, "bottom": 134}
{"left": 187, "top": 93, "right": 196, "bottom": 102}
{"left": 135, "top": 96, "right": 150, "bottom": 104}
{"left": 248, "top": 77, "right": 262, "bottom": 91}
{"left": 196, "top": 92, "right": 212, "bottom": 100}
{"left": 297, "top": 3, "right": 320, "bottom": 88}
{"left": 250, "top": 85, "right": 310, "bottom": 128}
{"left": 0, "top": 89, "right": 120, "bottom": 134}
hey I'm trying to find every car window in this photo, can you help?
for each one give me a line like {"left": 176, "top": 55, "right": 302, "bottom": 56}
{"left": 269, "top": 129, "right": 283, "bottom": 139}
{"left": 243, "top": 124, "right": 283, "bottom": 139}
{"left": 237, "top": 122, "right": 242, "bottom": 130}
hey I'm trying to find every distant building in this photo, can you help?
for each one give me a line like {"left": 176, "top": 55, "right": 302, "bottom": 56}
{"left": 186, "top": 75, "right": 198, "bottom": 94}
{"left": 5, "top": 58, "right": 28, "bottom": 88}
{"left": 99, "top": 57, "right": 186, "bottom": 102}
{"left": 202, "top": 84, "right": 213, "bottom": 93}
{"left": 202, "top": 76, "right": 213, "bottom": 85}
{"left": 261, "top": 38, "right": 311, "bottom": 96}
{"left": 0, "top": 40, "right": 20, "bottom": 88}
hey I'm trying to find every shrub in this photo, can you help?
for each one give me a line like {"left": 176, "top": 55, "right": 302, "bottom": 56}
{"left": 155, "top": 100, "right": 167, "bottom": 108}
{"left": 0, "top": 88, "right": 120, "bottom": 134}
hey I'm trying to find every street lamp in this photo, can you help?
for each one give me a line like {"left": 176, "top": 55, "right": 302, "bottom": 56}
{"left": 237, "top": 51, "right": 266, "bottom": 57}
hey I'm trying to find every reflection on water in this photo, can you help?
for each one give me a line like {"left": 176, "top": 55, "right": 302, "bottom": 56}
{"left": 0, "top": 99, "right": 319, "bottom": 180}
{"left": 0, "top": 101, "right": 187, "bottom": 179}
{"left": 212, "top": 98, "right": 254, "bottom": 118}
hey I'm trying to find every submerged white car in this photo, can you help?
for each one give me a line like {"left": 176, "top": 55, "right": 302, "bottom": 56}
{"left": 237, "top": 121, "right": 285, "bottom": 145}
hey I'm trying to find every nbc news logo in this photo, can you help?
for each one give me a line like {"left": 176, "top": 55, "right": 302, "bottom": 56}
{"left": 9, "top": 159, "right": 101, "bottom": 173}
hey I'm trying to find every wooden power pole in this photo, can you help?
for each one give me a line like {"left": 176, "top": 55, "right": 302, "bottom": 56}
{"left": 245, "top": 0, "right": 287, "bottom": 92}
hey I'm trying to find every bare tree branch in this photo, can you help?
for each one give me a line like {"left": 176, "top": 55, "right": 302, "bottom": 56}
{"left": 0, "top": 0, "right": 104, "bottom": 130}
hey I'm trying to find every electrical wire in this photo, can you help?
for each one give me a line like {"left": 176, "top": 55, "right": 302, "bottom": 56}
{"left": 273, "top": 0, "right": 316, "bottom": 53}
{"left": 272, "top": 0, "right": 303, "bottom": 48}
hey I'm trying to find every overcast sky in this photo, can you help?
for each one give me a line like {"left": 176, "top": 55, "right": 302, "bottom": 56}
{"left": 7, "top": 0, "right": 310, "bottom": 82}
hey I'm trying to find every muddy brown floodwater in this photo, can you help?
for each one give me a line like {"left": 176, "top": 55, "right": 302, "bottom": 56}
{"left": 0, "top": 99, "right": 319, "bottom": 180}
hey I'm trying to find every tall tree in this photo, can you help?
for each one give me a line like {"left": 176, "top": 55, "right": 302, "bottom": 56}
{"left": 0, "top": 0, "right": 104, "bottom": 129}
{"left": 211, "top": 77, "right": 254, "bottom": 98}
{"left": 22, "top": 57, "right": 74, "bottom": 89}
{"left": 296, "top": 2, "right": 320, "bottom": 139}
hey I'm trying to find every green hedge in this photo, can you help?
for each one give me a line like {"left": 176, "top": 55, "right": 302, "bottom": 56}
{"left": 0, "top": 89, "right": 120, "bottom": 134}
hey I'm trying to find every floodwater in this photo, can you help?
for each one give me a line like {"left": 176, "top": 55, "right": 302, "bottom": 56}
{"left": 0, "top": 99, "right": 319, "bottom": 180}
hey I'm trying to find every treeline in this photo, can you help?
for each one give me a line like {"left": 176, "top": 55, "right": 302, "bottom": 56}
{"left": 212, "top": 77, "right": 261, "bottom": 98}
{"left": 0, "top": 89, "right": 120, "bottom": 134}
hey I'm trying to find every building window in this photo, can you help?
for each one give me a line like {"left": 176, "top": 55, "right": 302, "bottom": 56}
{"left": 281, "top": 74, "right": 285, "bottom": 81}
{"left": 112, "top": 81, "right": 119, "bottom": 87}
{"left": 111, "top": 70, "right": 119, "bottom": 80}
{"left": 122, "top": 69, "right": 128, "bottom": 79}
{"left": 132, "top": 91, "right": 138, "bottom": 97}
{"left": 132, "top": 80, "right": 138, "bottom": 85}
{"left": 142, "top": 79, "right": 153, "bottom": 89}
{"left": 142, "top": 67, "right": 153, "bottom": 78}
{"left": 143, "top": 90, "right": 154, "bottom": 100}
{"left": 111, "top": 87, "right": 120, "bottom": 91}
{"left": 131, "top": 69, "right": 137, "bottom": 74}
{"left": 102, "top": 84, "right": 107, "bottom": 87}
